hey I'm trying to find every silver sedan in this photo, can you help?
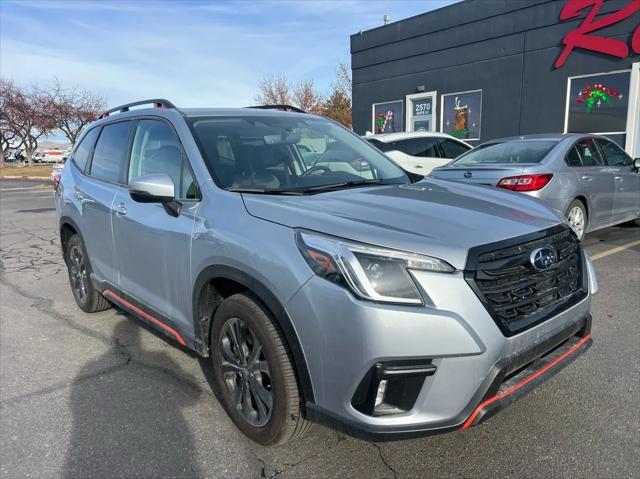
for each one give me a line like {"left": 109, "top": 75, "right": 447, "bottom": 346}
{"left": 431, "top": 133, "right": 640, "bottom": 239}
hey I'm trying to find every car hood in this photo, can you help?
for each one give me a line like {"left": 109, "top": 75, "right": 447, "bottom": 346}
{"left": 241, "top": 179, "right": 564, "bottom": 269}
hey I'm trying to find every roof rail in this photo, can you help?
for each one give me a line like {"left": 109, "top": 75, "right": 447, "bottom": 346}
{"left": 98, "top": 99, "right": 176, "bottom": 119}
{"left": 248, "top": 104, "right": 306, "bottom": 113}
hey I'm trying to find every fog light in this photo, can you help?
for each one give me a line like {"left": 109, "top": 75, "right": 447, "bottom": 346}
{"left": 374, "top": 380, "right": 387, "bottom": 408}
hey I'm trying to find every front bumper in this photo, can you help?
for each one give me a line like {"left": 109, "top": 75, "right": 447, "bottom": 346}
{"left": 286, "top": 259, "right": 595, "bottom": 440}
{"left": 304, "top": 314, "right": 591, "bottom": 441}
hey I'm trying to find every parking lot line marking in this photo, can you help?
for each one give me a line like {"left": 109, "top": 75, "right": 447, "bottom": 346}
{"left": 0, "top": 186, "right": 50, "bottom": 191}
{"left": 590, "top": 240, "right": 640, "bottom": 261}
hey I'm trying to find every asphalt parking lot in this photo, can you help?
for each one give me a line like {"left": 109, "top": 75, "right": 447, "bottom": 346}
{"left": 1, "top": 178, "right": 638, "bottom": 479}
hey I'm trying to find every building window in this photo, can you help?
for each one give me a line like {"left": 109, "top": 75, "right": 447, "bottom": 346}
{"left": 405, "top": 92, "right": 437, "bottom": 132}
{"left": 564, "top": 70, "right": 631, "bottom": 135}
{"left": 372, "top": 100, "right": 403, "bottom": 134}
{"left": 441, "top": 90, "right": 482, "bottom": 141}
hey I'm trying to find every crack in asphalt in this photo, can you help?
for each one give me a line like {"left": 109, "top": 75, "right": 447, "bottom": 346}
{"left": 374, "top": 442, "right": 399, "bottom": 479}
{"left": 0, "top": 267, "right": 204, "bottom": 399}
{"left": 254, "top": 433, "right": 347, "bottom": 479}
{"left": 0, "top": 362, "right": 130, "bottom": 406}
{"left": 1, "top": 205, "right": 353, "bottom": 479}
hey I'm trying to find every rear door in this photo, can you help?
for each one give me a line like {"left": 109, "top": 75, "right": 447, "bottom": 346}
{"left": 111, "top": 118, "right": 200, "bottom": 329}
{"left": 385, "top": 137, "right": 448, "bottom": 174}
{"left": 570, "top": 137, "right": 614, "bottom": 228}
{"left": 80, "top": 120, "right": 135, "bottom": 284}
{"left": 595, "top": 138, "right": 640, "bottom": 221}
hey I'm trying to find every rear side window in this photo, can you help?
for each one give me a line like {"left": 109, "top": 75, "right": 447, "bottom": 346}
{"left": 398, "top": 138, "right": 439, "bottom": 157}
{"left": 71, "top": 127, "right": 100, "bottom": 172}
{"left": 596, "top": 138, "right": 631, "bottom": 167}
{"left": 438, "top": 139, "right": 470, "bottom": 158}
{"left": 565, "top": 147, "right": 582, "bottom": 167}
{"left": 573, "top": 138, "right": 603, "bottom": 166}
{"left": 89, "top": 121, "right": 134, "bottom": 183}
{"left": 128, "top": 119, "right": 198, "bottom": 200}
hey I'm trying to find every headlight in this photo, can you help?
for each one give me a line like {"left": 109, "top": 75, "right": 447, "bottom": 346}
{"left": 295, "top": 230, "right": 454, "bottom": 305}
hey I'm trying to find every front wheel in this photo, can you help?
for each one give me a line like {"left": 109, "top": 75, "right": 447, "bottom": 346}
{"left": 566, "top": 200, "right": 587, "bottom": 240}
{"left": 210, "top": 293, "right": 310, "bottom": 445}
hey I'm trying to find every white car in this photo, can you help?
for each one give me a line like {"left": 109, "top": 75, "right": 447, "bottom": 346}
{"left": 364, "top": 132, "right": 472, "bottom": 175}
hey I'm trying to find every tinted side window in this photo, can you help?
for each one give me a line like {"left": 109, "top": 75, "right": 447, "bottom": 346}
{"left": 438, "top": 139, "right": 470, "bottom": 158}
{"left": 71, "top": 127, "right": 100, "bottom": 172}
{"left": 365, "top": 139, "right": 387, "bottom": 152}
{"left": 596, "top": 139, "right": 631, "bottom": 167}
{"left": 573, "top": 138, "right": 603, "bottom": 167}
{"left": 565, "top": 147, "right": 582, "bottom": 167}
{"left": 89, "top": 121, "right": 134, "bottom": 183}
{"left": 399, "top": 138, "right": 438, "bottom": 157}
{"left": 129, "top": 120, "right": 198, "bottom": 200}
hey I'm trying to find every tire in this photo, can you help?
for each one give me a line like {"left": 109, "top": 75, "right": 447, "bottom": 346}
{"left": 565, "top": 199, "right": 587, "bottom": 240}
{"left": 65, "top": 234, "right": 111, "bottom": 313}
{"left": 210, "top": 292, "right": 310, "bottom": 445}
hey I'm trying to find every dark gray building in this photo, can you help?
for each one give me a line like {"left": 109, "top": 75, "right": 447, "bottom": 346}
{"left": 351, "top": 0, "right": 639, "bottom": 157}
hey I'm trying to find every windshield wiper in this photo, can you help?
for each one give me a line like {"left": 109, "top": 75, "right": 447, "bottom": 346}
{"left": 228, "top": 179, "right": 395, "bottom": 195}
{"left": 300, "top": 179, "right": 392, "bottom": 192}
{"left": 227, "top": 187, "right": 306, "bottom": 195}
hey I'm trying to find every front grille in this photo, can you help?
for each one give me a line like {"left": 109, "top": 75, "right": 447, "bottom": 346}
{"left": 465, "top": 225, "right": 587, "bottom": 336}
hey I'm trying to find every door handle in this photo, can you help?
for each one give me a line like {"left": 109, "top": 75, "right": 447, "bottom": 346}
{"left": 115, "top": 202, "right": 127, "bottom": 216}
{"left": 73, "top": 187, "right": 85, "bottom": 200}
{"left": 581, "top": 175, "right": 592, "bottom": 181}
{"left": 614, "top": 176, "right": 623, "bottom": 181}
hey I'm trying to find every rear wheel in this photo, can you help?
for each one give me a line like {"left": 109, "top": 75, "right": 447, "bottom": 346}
{"left": 65, "top": 235, "right": 111, "bottom": 313}
{"left": 566, "top": 200, "right": 587, "bottom": 240}
{"left": 210, "top": 293, "right": 310, "bottom": 445}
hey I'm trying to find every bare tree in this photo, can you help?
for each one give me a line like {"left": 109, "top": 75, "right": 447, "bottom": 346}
{"left": 0, "top": 79, "right": 27, "bottom": 167}
{"left": 335, "top": 61, "right": 352, "bottom": 97}
{"left": 255, "top": 74, "right": 291, "bottom": 105}
{"left": 42, "top": 78, "right": 105, "bottom": 145}
{"left": 254, "top": 62, "right": 352, "bottom": 128}
{"left": 8, "top": 84, "right": 55, "bottom": 165}
{"left": 292, "top": 80, "right": 323, "bottom": 114}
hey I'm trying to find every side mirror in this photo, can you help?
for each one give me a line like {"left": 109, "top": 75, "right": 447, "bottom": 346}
{"left": 128, "top": 174, "right": 181, "bottom": 216}
{"left": 634, "top": 158, "right": 640, "bottom": 170}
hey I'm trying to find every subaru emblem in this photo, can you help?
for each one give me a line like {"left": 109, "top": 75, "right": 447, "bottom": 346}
{"left": 464, "top": 171, "right": 472, "bottom": 178}
{"left": 530, "top": 246, "right": 557, "bottom": 271}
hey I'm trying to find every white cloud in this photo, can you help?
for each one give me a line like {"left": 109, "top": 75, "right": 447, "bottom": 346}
{"left": 1, "top": 0, "right": 458, "bottom": 110}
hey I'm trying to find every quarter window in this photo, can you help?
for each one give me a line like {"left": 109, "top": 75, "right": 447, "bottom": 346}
{"left": 128, "top": 120, "right": 198, "bottom": 200}
{"left": 595, "top": 139, "right": 631, "bottom": 167}
{"left": 71, "top": 127, "right": 100, "bottom": 172}
{"left": 89, "top": 121, "right": 134, "bottom": 183}
{"left": 438, "top": 139, "right": 470, "bottom": 158}
{"left": 565, "top": 147, "right": 582, "bottom": 167}
{"left": 572, "top": 138, "right": 603, "bottom": 167}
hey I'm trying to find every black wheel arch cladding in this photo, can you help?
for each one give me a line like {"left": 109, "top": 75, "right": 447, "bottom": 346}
{"left": 192, "top": 264, "right": 315, "bottom": 404}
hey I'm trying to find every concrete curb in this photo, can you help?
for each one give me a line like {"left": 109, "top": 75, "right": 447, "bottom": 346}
{"left": 1, "top": 176, "right": 51, "bottom": 180}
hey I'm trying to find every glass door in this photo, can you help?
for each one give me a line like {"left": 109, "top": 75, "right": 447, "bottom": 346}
{"left": 405, "top": 92, "right": 437, "bottom": 132}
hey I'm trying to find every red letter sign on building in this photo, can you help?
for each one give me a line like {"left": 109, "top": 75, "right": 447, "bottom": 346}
{"left": 555, "top": 0, "right": 640, "bottom": 69}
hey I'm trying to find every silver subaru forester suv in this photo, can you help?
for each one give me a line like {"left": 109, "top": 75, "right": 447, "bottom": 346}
{"left": 55, "top": 100, "right": 598, "bottom": 445}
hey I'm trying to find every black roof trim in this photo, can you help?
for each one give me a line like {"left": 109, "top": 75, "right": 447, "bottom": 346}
{"left": 98, "top": 99, "right": 177, "bottom": 119}
{"left": 248, "top": 104, "right": 306, "bottom": 113}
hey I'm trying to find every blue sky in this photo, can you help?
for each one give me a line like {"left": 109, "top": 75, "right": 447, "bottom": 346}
{"left": 1, "top": 0, "right": 457, "bottom": 109}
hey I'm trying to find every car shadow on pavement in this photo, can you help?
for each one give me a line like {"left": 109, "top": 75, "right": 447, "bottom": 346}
{"left": 62, "top": 319, "right": 204, "bottom": 479}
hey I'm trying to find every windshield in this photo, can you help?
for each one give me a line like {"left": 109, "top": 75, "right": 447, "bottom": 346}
{"left": 188, "top": 115, "right": 408, "bottom": 192}
{"left": 450, "top": 140, "right": 558, "bottom": 166}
